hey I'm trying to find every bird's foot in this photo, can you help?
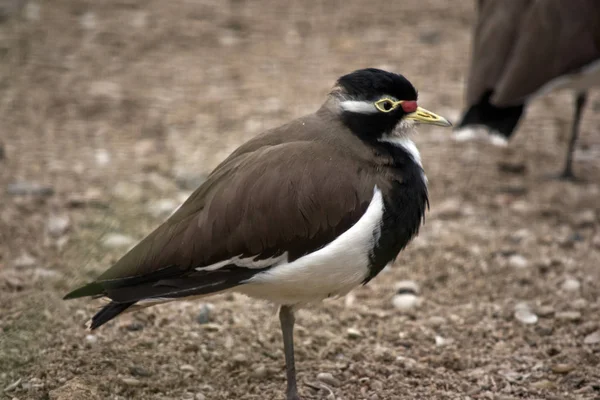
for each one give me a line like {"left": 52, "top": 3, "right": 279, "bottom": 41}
{"left": 543, "top": 170, "right": 581, "bottom": 182}
{"left": 286, "top": 389, "right": 302, "bottom": 400}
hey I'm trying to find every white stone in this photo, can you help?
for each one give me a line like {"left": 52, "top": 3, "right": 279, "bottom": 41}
{"left": 584, "top": 331, "right": 600, "bottom": 345}
{"left": 515, "top": 309, "right": 538, "bottom": 324}
{"left": 317, "top": 372, "right": 340, "bottom": 387}
{"left": 561, "top": 278, "right": 581, "bottom": 292}
{"left": 85, "top": 334, "right": 98, "bottom": 344}
{"left": 392, "top": 293, "right": 420, "bottom": 311}
{"left": 435, "top": 335, "right": 454, "bottom": 346}
{"left": 47, "top": 214, "right": 70, "bottom": 237}
{"left": 508, "top": 254, "right": 528, "bottom": 269}
{"left": 95, "top": 149, "right": 111, "bottom": 166}
{"left": 102, "top": 233, "right": 136, "bottom": 248}
{"left": 346, "top": 328, "right": 362, "bottom": 339}
{"left": 13, "top": 253, "right": 37, "bottom": 268}
{"left": 180, "top": 364, "right": 196, "bottom": 372}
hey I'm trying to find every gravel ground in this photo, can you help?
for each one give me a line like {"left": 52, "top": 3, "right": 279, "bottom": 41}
{"left": 1, "top": 1, "right": 600, "bottom": 399}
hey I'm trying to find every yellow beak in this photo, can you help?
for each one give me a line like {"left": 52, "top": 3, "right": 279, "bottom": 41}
{"left": 405, "top": 107, "right": 452, "bottom": 127}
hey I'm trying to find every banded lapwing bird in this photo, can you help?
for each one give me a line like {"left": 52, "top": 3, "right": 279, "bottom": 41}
{"left": 64, "top": 68, "right": 451, "bottom": 400}
{"left": 457, "top": 0, "right": 600, "bottom": 179}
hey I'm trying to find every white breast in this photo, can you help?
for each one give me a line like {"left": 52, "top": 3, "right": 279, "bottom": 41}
{"left": 238, "top": 187, "right": 384, "bottom": 305}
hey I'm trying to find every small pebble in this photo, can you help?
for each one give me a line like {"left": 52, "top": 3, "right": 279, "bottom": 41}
{"left": 120, "top": 377, "right": 142, "bottom": 387}
{"left": 392, "top": 293, "right": 420, "bottom": 311}
{"left": 508, "top": 254, "right": 528, "bottom": 269}
{"left": 435, "top": 335, "right": 454, "bottom": 346}
{"left": 196, "top": 304, "right": 212, "bottom": 324}
{"left": 102, "top": 233, "right": 137, "bottom": 249}
{"left": 344, "top": 293, "right": 356, "bottom": 308}
{"left": 555, "top": 311, "right": 582, "bottom": 321}
{"left": 427, "top": 316, "right": 447, "bottom": 327}
{"left": 95, "top": 149, "right": 111, "bottom": 166}
{"left": 395, "top": 356, "right": 418, "bottom": 370}
{"left": 251, "top": 364, "right": 268, "bottom": 379}
{"left": 129, "top": 366, "right": 152, "bottom": 377}
{"left": 7, "top": 181, "right": 54, "bottom": 197}
{"left": 584, "top": 331, "right": 600, "bottom": 344}
{"left": 571, "top": 298, "right": 588, "bottom": 309}
{"left": 370, "top": 379, "right": 384, "bottom": 391}
{"left": 13, "top": 253, "right": 37, "bottom": 269}
{"left": 85, "top": 334, "right": 98, "bottom": 344}
{"left": 317, "top": 372, "right": 340, "bottom": 387}
{"left": 561, "top": 278, "right": 581, "bottom": 292}
{"left": 47, "top": 214, "right": 70, "bottom": 237}
{"left": 515, "top": 309, "right": 538, "bottom": 325}
{"left": 346, "top": 328, "right": 362, "bottom": 339}
{"left": 180, "top": 364, "right": 196, "bottom": 372}
{"left": 232, "top": 353, "right": 248, "bottom": 364}
{"left": 195, "top": 393, "right": 206, "bottom": 400}
{"left": 531, "top": 380, "right": 555, "bottom": 390}
{"left": 4, "top": 378, "right": 21, "bottom": 392}
{"left": 551, "top": 363, "right": 575, "bottom": 374}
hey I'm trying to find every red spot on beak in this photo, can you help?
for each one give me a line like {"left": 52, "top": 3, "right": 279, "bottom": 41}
{"left": 401, "top": 101, "right": 418, "bottom": 113}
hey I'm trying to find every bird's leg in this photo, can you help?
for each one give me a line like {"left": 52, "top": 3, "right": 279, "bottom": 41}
{"left": 279, "top": 305, "right": 301, "bottom": 400}
{"left": 559, "top": 91, "right": 587, "bottom": 180}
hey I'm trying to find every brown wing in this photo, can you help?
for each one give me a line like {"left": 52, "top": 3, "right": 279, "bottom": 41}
{"left": 66, "top": 132, "right": 378, "bottom": 304}
{"left": 466, "top": 0, "right": 533, "bottom": 105}
{"left": 493, "top": 0, "right": 600, "bottom": 105}
{"left": 466, "top": 0, "right": 600, "bottom": 107}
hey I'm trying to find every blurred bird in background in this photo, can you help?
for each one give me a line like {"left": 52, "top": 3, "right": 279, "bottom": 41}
{"left": 456, "top": 0, "right": 600, "bottom": 180}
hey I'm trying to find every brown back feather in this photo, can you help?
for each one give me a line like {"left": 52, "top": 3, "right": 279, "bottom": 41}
{"left": 97, "top": 107, "right": 388, "bottom": 283}
{"left": 467, "top": 0, "right": 600, "bottom": 106}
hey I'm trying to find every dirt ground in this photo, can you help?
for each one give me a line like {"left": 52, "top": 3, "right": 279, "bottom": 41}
{"left": 1, "top": 0, "right": 600, "bottom": 399}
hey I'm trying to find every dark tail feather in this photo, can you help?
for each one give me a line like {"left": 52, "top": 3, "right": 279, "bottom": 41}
{"left": 458, "top": 90, "right": 525, "bottom": 139}
{"left": 88, "top": 301, "right": 136, "bottom": 330}
{"left": 63, "top": 281, "right": 105, "bottom": 300}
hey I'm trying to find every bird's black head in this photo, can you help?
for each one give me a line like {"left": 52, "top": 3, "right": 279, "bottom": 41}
{"left": 331, "top": 68, "right": 451, "bottom": 139}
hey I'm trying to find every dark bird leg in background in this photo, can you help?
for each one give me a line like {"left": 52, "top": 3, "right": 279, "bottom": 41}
{"left": 559, "top": 92, "right": 587, "bottom": 180}
{"left": 280, "top": 305, "right": 301, "bottom": 400}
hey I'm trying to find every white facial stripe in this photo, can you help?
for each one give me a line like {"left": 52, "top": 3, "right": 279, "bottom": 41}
{"left": 339, "top": 100, "right": 378, "bottom": 114}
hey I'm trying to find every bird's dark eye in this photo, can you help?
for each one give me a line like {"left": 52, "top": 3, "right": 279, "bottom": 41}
{"left": 374, "top": 99, "right": 397, "bottom": 113}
